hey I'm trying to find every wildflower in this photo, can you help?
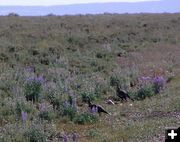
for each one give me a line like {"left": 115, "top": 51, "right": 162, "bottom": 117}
{"left": 26, "top": 75, "right": 44, "bottom": 84}
{"left": 72, "top": 133, "right": 77, "bottom": 142}
{"left": 21, "top": 111, "right": 27, "bottom": 123}
{"left": 153, "top": 76, "right": 166, "bottom": 93}
{"left": 26, "top": 76, "right": 35, "bottom": 82}
{"left": 141, "top": 76, "right": 151, "bottom": 80}
{"left": 26, "top": 66, "right": 34, "bottom": 72}
{"left": 36, "top": 75, "right": 44, "bottom": 83}
{"left": 63, "top": 134, "right": 68, "bottom": 142}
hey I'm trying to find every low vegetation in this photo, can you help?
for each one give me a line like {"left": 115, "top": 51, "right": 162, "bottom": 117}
{"left": 0, "top": 13, "right": 180, "bottom": 142}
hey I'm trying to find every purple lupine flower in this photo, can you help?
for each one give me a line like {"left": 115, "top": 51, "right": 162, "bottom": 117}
{"left": 21, "top": 111, "right": 27, "bottom": 123}
{"left": 26, "top": 75, "right": 44, "bottom": 83}
{"left": 72, "top": 133, "right": 77, "bottom": 142}
{"left": 141, "top": 76, "right": 151, "bottom": 81}
{"left": 26, "top": 66, "right": 34, "bottom": 72}
{"left": 39, "top": 103, "right": 46, "bottom": 112}
{"left": 36, "top": 75, "right": 44, "bottom": 83}
{"left": 26, "top": 76, "right": 35, "bottom": 82}
{"left": 63, "top": 134, "right": 68, "bottom": 142}
{"left": 153, "top": 76, "right": 166, "bottom": 93}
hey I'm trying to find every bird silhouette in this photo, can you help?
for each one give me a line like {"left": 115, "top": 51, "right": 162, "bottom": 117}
{"left": 116, "top": 85, "right": 134, "bottom": 102}
{"left": 87, "top": 97, "right": 110, "bottom": 115}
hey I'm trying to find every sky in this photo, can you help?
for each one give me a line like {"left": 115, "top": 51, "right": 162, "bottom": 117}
{"left": 0, "top": 0, "right": 162, "bottom": 6}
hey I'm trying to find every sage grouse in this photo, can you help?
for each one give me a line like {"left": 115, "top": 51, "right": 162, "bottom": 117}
{"left": 87, "top": 97, "right": 110, "bottom": 115}
{"left": 116, "top": 86, "right": 134, "bottom": 102}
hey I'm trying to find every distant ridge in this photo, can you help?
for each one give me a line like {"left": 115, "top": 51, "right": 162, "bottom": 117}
{"left": 0, "top": 0, "right": 179, "bottom": 16}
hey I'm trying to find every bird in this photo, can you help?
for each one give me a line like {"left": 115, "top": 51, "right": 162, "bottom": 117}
{"left": 87, "top": 97, "right": 110, "bottom": 115}
{"left": 116, "top": 85, "right": 134, "bottom": 102}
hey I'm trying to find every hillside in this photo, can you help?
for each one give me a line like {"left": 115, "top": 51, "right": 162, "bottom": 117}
{"left": 0, "top": 14, "right": 180, "bottom": 142}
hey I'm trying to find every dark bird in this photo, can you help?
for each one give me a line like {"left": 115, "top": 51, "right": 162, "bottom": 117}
{"left": 87, "top": 97, "right": 110, "bottom": 115}
{"left": 116, "top": 86, "right": 134, "bottom": 102}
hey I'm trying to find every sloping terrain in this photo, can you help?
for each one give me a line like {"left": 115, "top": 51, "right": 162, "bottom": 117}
{"left": 0, "top": 14, "right": 180, "bottom": 142}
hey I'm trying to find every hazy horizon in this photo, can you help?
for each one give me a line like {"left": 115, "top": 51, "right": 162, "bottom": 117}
{"left": 0, "top": 0, "right": 179, "bottom": 16}
{"left": 0, "top": 0, "right": 162, "bottom": 6}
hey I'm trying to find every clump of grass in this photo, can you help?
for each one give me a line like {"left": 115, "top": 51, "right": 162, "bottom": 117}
{"left": 86, "top": 129, "right": 100, "bottom": 138}
{"left": 15, "top": 101, "right": 35, "bottom": 117}
{"left": 39, "top": 111, "right": 56, "bottom": 122}
{"left": 24, "top": 125, "right": 47, "bottom": 142}
{"left": 61, "top": 106, "right": 77, "bottom": 121}
{"left": 73, "top": 112, "right": 99, "bottom": 125}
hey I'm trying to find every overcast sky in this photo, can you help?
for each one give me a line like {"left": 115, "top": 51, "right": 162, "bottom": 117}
{"left": 0, "top": 0, "right": 162, "bottom": 6}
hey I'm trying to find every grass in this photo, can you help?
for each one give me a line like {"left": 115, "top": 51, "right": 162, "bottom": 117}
{"left": 0, "top": 13, "right": 180, "bottom": 142}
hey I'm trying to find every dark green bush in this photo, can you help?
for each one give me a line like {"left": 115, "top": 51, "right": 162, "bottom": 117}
{"left": 24, "top": 79, "right": 42, "bottom": 102}
{"left": 135, "top": 85, "right": 155, "bottom": 100}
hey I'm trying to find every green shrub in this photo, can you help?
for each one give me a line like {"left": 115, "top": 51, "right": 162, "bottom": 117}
{"left": 86, "top": 129, "right": 100, "bottom": 138}
{"left": 39, "top": 111, "right": 56, "bottom": 122}
{"left": 73, "top": 112, "right": 99, "bottom": 125}
{"left": 15, "top": 101, "right": 34, "bottom": 117}
{"left": 81, "top": 92, "right": 96, "bottom": 103}
{"left": 47, "top": 91, "right": 62, "bottom": 109}
{"left": 81, "top": 83, "right": 104, "bottom": 103}
{"left": 61, "top": 106, "right": 77, "bottom": 121}
{"left": 24, "top": 77, "right": 43, "bottom": 102}
{"left": 24, "top": 125, "right": 47, "bottom": 142}
{"left": 136, "top": 85, "right": 155, "bottom": 100}
{"left": 110, "top": 74, "right": 129, "bottom": 89}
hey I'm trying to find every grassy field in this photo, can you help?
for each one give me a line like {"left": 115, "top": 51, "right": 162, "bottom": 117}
{"left": 0, "top": 13, "right": 180, "bottom": 142}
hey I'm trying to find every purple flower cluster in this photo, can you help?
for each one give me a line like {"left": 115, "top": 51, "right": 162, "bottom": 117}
{"left": 63, "top": 133, "right": 77, "bottom": 142}
{"left": 153, "top": 76, "right": 166, "bottom": 93}
{"left": 140, "top": 76, "right": 151, "bottom": 81}
{"left": 72, "top": 133, "right": 77, "bottom": 142}
{"left": 63, "top": 134, "right": 68, "bottom": 142}
{"left": 26, "top": 75, "right": 44, "bottom": 84}
{"left": 21, "top": 111, "right": 27, "bottom": 123}
{"left": 25, "top": 66, "right": 34, "bottom": 72}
